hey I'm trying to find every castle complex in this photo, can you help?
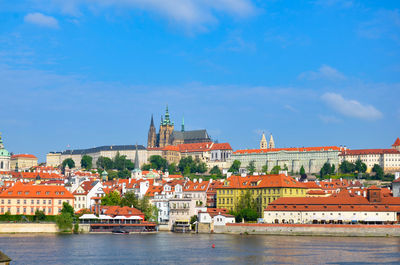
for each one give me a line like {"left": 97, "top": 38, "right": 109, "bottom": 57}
{"left": 147, "top": 106, "right": 211, "bottom": 148}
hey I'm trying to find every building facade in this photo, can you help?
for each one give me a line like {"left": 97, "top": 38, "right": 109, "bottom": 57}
{"left": 10, "top": 154, "right": 38, "bottom": 171}
{"left": 339, "top": 138, "right": 400, "bottom": 173}
{"left": 47, "top": 145, "right": 147, "bottom": 169}
{"left": 264, "top": 188, "right": 400, "bottom": 224}
{"left": 216, "top": 174, "right": 307, "bottom": 217}
{"left": 231, "top": 146, "right": 342, "bottom": 174}
{"left": 0, "top": 183, "right": 74, "bottom": 215}
{"left": 0, "top": 133, "right": 10, "bottom": 172}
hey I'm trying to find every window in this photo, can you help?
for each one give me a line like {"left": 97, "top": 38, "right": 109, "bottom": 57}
{"left": 17, "top": 200, "right": 20, "bottom": 204}
{"left": 58, "top": 200, "right": 61, "bottom": 205}
{"left": 31, "top": 200, "right": 34, "bottom": 204}
{"left": 37, "top": 200, "right": 40, "bottom": 204}
{"left": 31, "top": 208, "right": 34, "bottom": 214}
{"left": 8, "top": 200, "right": 10, "bottom": 204}
{"left": 24, "top": 200, "right": 26, "bottom": 204}
{"left": 43, "top": 200, "right": 46, "bottom": 204}
{"left": 48, "top": 208, "right": 51, "bottom": 214}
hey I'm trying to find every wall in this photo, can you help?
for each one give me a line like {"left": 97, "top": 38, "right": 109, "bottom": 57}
{"left": 214, "top": 223, "right": 400, "bottom": 237}
{"left": 0, "top": 223, "right": 59, "bottom": 233}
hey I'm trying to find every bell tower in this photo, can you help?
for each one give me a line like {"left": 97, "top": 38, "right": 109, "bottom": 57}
{"left": 147, "top": 115, "right": 157, "bottom": 148}
{"left": 260, "top": 132, "right": 268, "bottom": 149}
{"left": 158, "top": 105, "right": 174, "bottom": 148}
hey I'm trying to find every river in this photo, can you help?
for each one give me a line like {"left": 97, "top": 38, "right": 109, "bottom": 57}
{"left": 1, "top": 233, "right": 400, "bottom": 264}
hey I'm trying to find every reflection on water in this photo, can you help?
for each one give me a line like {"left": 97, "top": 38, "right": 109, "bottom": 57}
{"left": 1, "top": 233, "right": 400, "bottom": 264}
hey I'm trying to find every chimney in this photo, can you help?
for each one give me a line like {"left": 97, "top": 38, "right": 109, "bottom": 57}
{"left": 199, "top": 178, "right": 203, "bottom": 183}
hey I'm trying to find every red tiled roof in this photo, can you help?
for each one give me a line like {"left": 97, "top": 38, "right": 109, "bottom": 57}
{"left": 393, "top": 137, "right": 400, "bottom": 147}
{"left": 217, "top": 174, "right": 306, "bottom": 189}
{"left": 265, "top": 189, "right": 400, "bottom": 212}
{"left": 0, "top": 182, "right": 74, "bottom": 199}
{"left": 307, "top": 190, "right": 326, "bottom": 195}
{"left": 210, "top": 143, "right": 232, "bottom": 151}
{"left": 234, "top": 146, "right": 341, "bottom": 154}
{"left": 102, "top": 206, "right": 144, "bottom": 218}
{"left": 11, "top": 154, "right": 37, "bottom": 159}
{"left": 184, "top": 180, "right": 210, "bottom": 192}
{"left": 340, "top": 149, "right": 400, "bottom": 156}
{"left": 302, "top": 182, "right": 322, "bottom": 189}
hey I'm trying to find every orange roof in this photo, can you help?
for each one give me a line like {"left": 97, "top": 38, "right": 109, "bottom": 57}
{"left": 184, "top": 180, "right": 210, "bottom": 192}
{"left": 393, "top": 137, "right": 400, "bottom": 147}
{"left": 145, "top": 185, "right": 163, "bottom": 197}
{"left": 0, "top": 182, "right": 74, "bottom": 199}
{"left": 217, "top": 174, "right": 306, "bottom": 189}
{"left": 210, "top": 143, "right": 232, "bottom": 151}
{"left": 102, "top": 206, "right": 144, "bottom": 217}
{"left": 302, "top": 182, "right": 322, "bottom": 189}
{"left": 11, "top": 154, "right": 37, "bottom": 159}
{"left": 162, "top": 145, "right": 180, "bottom": 151}
{"left": 234, "top": 146, "right": 341, "bottom": 154}
{"left": 340, "top": 149, "right": 400, "bottom": 156}
{"left": 266, "top": 189, "right": 400, "bottom": 212}
{"left": 307, "top": 190, "right": 326, "bottom": 195}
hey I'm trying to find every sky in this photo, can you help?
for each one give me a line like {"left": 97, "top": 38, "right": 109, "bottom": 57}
{"left": 1, "top": 0, "right": 400, "bottom": 162}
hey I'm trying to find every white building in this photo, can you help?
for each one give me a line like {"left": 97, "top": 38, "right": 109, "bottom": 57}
{"left": 231, "top": 146, "right": 342, "bottom": 174}
{"left": 73, "top": 180, "right": 105, "bottom": 211}
{"left": 47, "top": 145, "right": 148, "bottom": 169}
{"left": 198, "top": 208, "right": 235, "bottom": 226}
{"left": 339, "top": 138, "right": 400, "bottom": 173}
{"left": 0, "top": 133, "right": 11, "bottom": 172}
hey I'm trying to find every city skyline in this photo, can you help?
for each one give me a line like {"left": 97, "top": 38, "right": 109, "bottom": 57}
{"left": 1, "top": 1, "right": 399, "bottom": 161}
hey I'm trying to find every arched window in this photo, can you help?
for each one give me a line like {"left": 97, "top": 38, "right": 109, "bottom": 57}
{"left": 0, "top": 161, "right": 3, "bottom": 169}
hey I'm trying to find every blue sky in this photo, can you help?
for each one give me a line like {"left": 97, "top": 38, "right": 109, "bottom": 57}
{"left": 1, "top": 0, "right": 399, "bottom": 162}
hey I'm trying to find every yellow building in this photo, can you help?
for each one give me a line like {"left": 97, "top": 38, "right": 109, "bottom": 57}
{"left": 216, "top": 174, "right": 307, "bottom": 217}
{"left": 10, "top": 154, "right": 38, "bottom": 171}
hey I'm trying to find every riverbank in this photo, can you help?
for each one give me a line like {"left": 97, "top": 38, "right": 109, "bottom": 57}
{"left": 214, "top": 223, "right": 400, "bottom": 237}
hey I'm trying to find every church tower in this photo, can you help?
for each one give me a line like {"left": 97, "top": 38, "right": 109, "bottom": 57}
{"left": 158, "top": 105, "right": 174, "bottom": 148}
{"left": 147, "top": 115, "right": 157, "bottom": 148}
{"left": 260, "top": 132, "right": 268, "bottom": 149}
{"left": 269, "top": 134, "right": 275, "bottom": 149}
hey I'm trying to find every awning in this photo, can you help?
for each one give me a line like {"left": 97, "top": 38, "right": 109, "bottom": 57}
{"left": 127, "top": 216, "right": 143, "bottom": 220}
{"left": 114, "top": 216, "right": 127, "bottom": 219}
{"left": 99, "top": 215, "right": 113, "bottom": 220}
{"left": 79, "top": 214, "right": 98, "bottom": 219}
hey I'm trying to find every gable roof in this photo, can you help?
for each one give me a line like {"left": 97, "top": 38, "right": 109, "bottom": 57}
{"left": 172, "top": 130, "right": 210, "bottom": 141}
{"left": 340, "top": 149, "right": 400, "bottom": 156}
{"left": 392, "top": 137, "right": 400, "bottom": 147}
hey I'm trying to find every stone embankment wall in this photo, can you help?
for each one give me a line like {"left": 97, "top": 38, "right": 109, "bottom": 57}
{"left": 214, "top": 224, "right": 400, "bottom": 237}
{"left": 0, "top": 223, "right": 59, "bottom": 233}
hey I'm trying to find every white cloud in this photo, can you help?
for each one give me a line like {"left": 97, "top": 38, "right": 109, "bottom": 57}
{"left": 24, "top": 12, "right": 59, "bottom": 29}
{"left": 284, "top": 104, "right": 298, "bottom": 113}
{"left": 318, "top": 115, "right": 341, "bottom": 123}
{"left": 34, "top": 0, "right": 256, "bottom": 31}
{"left": 299, "top": 65, "right": 346, "bottom": 81}
{"left": 321, "top": 92, "right": 383, "bottom": 120}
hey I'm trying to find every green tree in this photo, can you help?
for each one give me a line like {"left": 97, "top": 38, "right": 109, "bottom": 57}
{"left": 120, "top": 191, "right": 139, "bottom": 208}
{"left": 34, "top": 210, "right": 46, "bottom": 222}
{"left": 372, "top": 164, "right": 384, "bottom": 180}
{"left": 81, "top": 155, "right": 93, "bottom": 170}
{"left": 355, "top": 159, "right": 367, "bottom": 173}
{"left": 246, "top": 160, "right": 256, "bottom": 175}
{"left": 149, "top": 155, "right": 168, "bottom": 171}
{"left": 138, "top": 196, "right": 158, "bottom": 221}
{"left": 62, "top": 158, "right": 75, "bottom": 169}
{"left": 261, "top": 163, "right": 268, "bottom": 174}
{"left": 168, "top": 163, "right": 177, "bottom": 174}
{"left": 96, "top": 156, "right": 113, "bottom": 170}
{"left": 56, "top": 202, "right": 75, "bottom": 232}
{"left": 183, "top": 165, "right": 191, "bottom": 176}
{"left": 61, "top": 202, "right": 75, "bottom": 216}
{"left": 114, "top": 152, "right": 128, "bottom": 171}
{"left": 270, "top": 165, "right": 281, "bottom": 174}
{"left": 178, "top": 156, "right": 194, "bottom": 173}
{"left": 320, "top": 162, "right": 333, "bottom": 177}
{"left": 299, "top": 165, "right": 306, "bottom": 176}
{"left": 231, "top": 190, "right": 259, "bottom": 222}
{"left": 141, "top": 164, "right": 151, "bottom": 171}
{"left": 339, "top": 160, "right": 355, "bottom": 174}
{"left": 331, "top": 164, "right": 336, "bottom": 174}
{"left": 56, "top": 213, "right": 73, "bottom": 232}
{"left": 195, "top": 160, "right": 207, "bottom": 174}
{"left": 117, "top": 169, "right": 131, "bottom": 179}
{"left": 228, "top": 160, "right": 241, "bottom": 174}
{"left": 107, "top": 170, "right": 118, "bottom": 180}
{"left": 101, "top": 191, "right": 121, "bottom": 206}
{"left": 209, "top": 165, "right": 222, "bottom": 176}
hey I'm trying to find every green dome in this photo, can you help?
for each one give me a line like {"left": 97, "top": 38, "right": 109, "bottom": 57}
{"left": 0, "top": 148, "right": 10, "bottom": 157}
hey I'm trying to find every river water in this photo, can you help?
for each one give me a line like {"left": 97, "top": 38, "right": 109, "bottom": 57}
{"left": 1, "top": 233, "right": 400, "bottom": 264}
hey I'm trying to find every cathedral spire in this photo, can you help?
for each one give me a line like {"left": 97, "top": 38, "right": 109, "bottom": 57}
{"left": 0, "top": 132, "right": 3, "bottom": 149}
{"left": 269, "top": 134, "right": 275, "bottom": 149}
{"left": 260, "top": 132, "right": 267, "bottom": 149}
{"left": 181, "top": 116, "right": 185, "bottom": 132}
{"left": 150, "top": 114, "right": 154, "bottom": 127}
{"left": 134, "top": 144, "right": 139, "bottom": 170}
